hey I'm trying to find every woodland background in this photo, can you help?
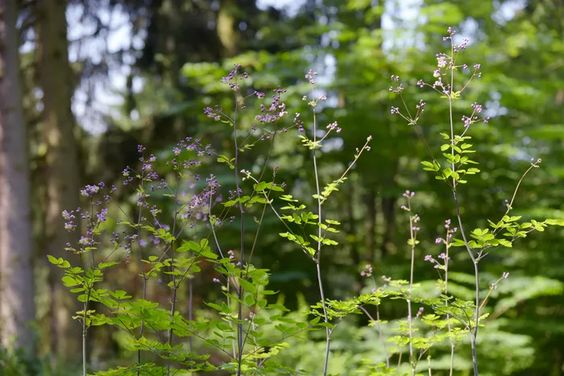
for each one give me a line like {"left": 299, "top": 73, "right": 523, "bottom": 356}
{"left": 0, "top": 0, "right": 562, "bottom": 375}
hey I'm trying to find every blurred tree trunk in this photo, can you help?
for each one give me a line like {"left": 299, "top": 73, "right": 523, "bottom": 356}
{"left": 0, "top": 0, "right": 36, "bottom": 355}
{"left": 365, "top": 188, "right": 377, "bottom": 264}
{"left": 217, "top": 0, "right": 239, "bottom": 56}
{"left": 381, "top": 196, "right": 396, "bottom": 256}
{"left": 36, "top": 0, "right": 81, "bottom": 359}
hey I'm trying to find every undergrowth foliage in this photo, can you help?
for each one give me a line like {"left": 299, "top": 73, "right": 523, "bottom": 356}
{"left": 50, "top": 28, "right": 562, "bottom": 376}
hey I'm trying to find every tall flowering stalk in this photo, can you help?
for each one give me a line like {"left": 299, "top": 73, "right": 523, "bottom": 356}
{"left": 241, "top": 69, "right": 372, "bottom": 375}
{"left": 391, "top": 26, "right": 558, "bottom": 375}
{"left": 444, "top": 29, "right": 481, "bottom": 376}
{"left": 60, "top": 182, "right": 114, "bottom": 376}
{"left": 390, "top": 27, "right": 487, "bottom": 374}
{"left": 401, "top": 190, "right": 420, "bottom": 375}
{"left": 305, "top": 70, "right": 373, "bottom": 375}
{"left": 305, "top": 69, "right": 333, "bottom": 376}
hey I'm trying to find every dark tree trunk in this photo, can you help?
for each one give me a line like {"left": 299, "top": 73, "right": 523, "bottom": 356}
{"left": 36, "top": 0, "right": 81, "bottom": 359}
{"left": 365, "top": 188, "right": 377, "bottom": 264}
{"left": 381, "top": 196, "right": 396, "bottom": 256}
{"left": 0, "top": 0, "right": 36, "bottom": 355}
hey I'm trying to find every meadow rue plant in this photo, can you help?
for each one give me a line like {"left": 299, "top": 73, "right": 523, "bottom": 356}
{"left": 48, "top": 27, "right": 563, "bottom": 376}
{"left": 390, "top": 26, "right": 561, "bottom": 376}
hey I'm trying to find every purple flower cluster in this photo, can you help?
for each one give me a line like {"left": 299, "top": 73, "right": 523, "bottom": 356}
{"left": 129, "top": 145, "right": 160, "bottom": 183}
{"left": 227, "top": 249, "right": 236, "bottom": 261}
{"left": 178, "top": 174, "right": 221, "bottom": 223}
{"left": 81, "top": 183, "right": 102, "bottom": 198}
{"left": 402, "top": 190, "right": 415, "bottom": 199}
{"left": 294, "top": 112, "right": 304, "bottom": 133}
{"left": 97, "top": 208, "right": 108, "bottom": 222}
{"left": 435, "top": 219, "right": 458, "bottom": 246}
{"left": 204, "top": 106, "right": 222, "bottom": 121}
{"left": 416, "top": 100, "right": 426, "bottom": 112}
{"left": 221, "top": 64, "right": 248, "bottom": 91}
{"left": 305, "top": 69, "right": 317, "bottom": 85}
{"left": 443, "top": 26, "right": 456, "bottom": 41}
{"left": 326, "top": 121, "right": 341, "bottom": 133}
{"left": 360, "top": 264, "right": 373, "bottom": 278}
{"left": 462, "top": 102, "right": 489, "bottom": 128}
{"left": 436, "top": 53, "right": 449, "bottom": 69}
{"left": 424, "top": 253, "right": 448, "bottom": 269}
{"left": 62, "top": 182, "right": 114, "bottom": 253}
{"left": 411, "top": 214, "right": 420, "bottom": 232}
{"left": 253, "top": 90, "right": 265, "bottom": 99}
{"left": 256, "top": 88, "right": 288, "bottom": 123}
{"left": 169, "top": 137, "right": 212, "bottom": 172}
{"left": 426, "top": 219, "right": 460, "bottom": 271}
{"left": 388, "top": 75, "right": 404, "bottom": 94}
{"left": 454, "top": 38, "right": 469, "bottom": 53}
{"left": 121, "top": 167, "right": 137, "bottom": 187}
{"left": 62, "top": 210, "right": 78, "bottom": 231}
{"left": 228, "top": 187, "right": 243, "bottom": 200}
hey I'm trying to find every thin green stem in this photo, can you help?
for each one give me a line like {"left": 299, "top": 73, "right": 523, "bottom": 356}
{"left": 444, "top": 240, "right": 455, "bottom": 376}
{"left": 447, "top": 44, "right": 479, "bottom": 376}
{"left": 232, "top": 93, "right": 245, "bottom": 376}
{"left": 406, "top": 199, "right": 416, "bottom": 375}
{"left": 311, "top": 110, "right": 332, "bottom": 376}
{"left": 166, "top": 188, "right": 180, "bottom": 376}
{"left": 82, "top": 287, "right": 91, "bottom": 376}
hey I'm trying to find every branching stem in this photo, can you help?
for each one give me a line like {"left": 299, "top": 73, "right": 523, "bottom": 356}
{"left": 311, "top": 111, "right": 332, "bottom": 376}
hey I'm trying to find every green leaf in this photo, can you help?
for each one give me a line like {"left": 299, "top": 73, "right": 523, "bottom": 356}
{"left": 421, "top": 160, "right": 440, "bottom": 172}
{"left": 62, "top": 275, "right": 81, "bottom": 287}
{"left": 217, "top": 154, "right": 235, "bottom": 169}
{"left": 98, "top": 261, "right": 118, "bottom": 270}
{"left": 546, "top": 218, "right": 564, "bottom": 226}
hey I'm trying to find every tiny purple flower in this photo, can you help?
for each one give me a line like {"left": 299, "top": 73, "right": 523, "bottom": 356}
{"left": 305, "top": 69, "right": 318, "bottom": 84}
{"left": 360, "top": 264, "right": 373, "bottom": 278}
{"left": 402, "top": 190, "right": 415, "bottom": 199}
{"left": 80, "top": 184, "right": 100, "bottom": 197}
{"left": 96, "top": 208, "right": 108, "bottom": 223}
{"left": 416, "top": 100, "right": 426, "bottom": 111}
{"left": 326, "top": 121, "right": 341, "bottom": 133}
{"left": 462, "top": 115, "right": 472, "bottom": 128}
{"left": 436, "top": 54, "right": 448, "bottom": 68}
